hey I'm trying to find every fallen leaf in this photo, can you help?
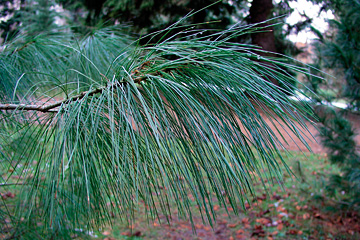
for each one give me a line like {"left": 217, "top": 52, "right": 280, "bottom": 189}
{"left": 236, "top": 229, "right": 245, "bottom": 234}
{"left": 287, "top": 229, "right": 299, "bottom": 235}
{"left": 303, "top": 213, "right": 310, "bottom": 220}
{"left": 219, "top": 219, "right": 228, "bottom": 225}
{"left": 195, "top": 224, "right": 203, "bottom": 229}
{"left": 272, "top": 194, "right": 282, "bottom": 200}
{"left": 256, "top": 218, "right": 271, "bottom": 225}
{"left": 236, "top": 235, "right": 246, "bottom": 240}
{"left": 242, "top": 218, "right": 249, "bottom": 224}
{"left": 227, "top": 223, "right": 237, "bottom": 228}
{"left": 198, "top": 232, "right": 207, "bottom": 237}
{"left": 257, "top": 209, "right": 270, "bottom": 217}
{"left": 252, "top": 225, "right": 266, "bottom": 237}
{"left": 276, "top": 206, "right": 286, "bottom": 212}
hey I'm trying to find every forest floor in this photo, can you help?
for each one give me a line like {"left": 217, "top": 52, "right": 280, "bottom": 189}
{"left": 94, "top": 111, "right": 360, "bottom": 240}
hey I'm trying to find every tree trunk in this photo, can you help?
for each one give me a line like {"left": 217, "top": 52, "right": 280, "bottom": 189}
{"left": 249, "top": 0, "right": 278, "bottom": 85}
{"left": 249, "top": 0, "right": 277, "bottom": 53}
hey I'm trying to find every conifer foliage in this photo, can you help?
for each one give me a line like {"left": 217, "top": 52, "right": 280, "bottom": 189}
{"left": 0, "top": 6, "right": 315, "bottom": 239}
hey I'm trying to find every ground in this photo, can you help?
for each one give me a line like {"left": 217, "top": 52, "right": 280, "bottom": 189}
{"left": 257, "top": 109, "right": 360, "bottom": 154}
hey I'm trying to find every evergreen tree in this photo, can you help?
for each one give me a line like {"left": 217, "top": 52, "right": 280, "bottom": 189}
{"left": 311, "top": 0, "right": 360, "bottom": 109}
{"left": 0, "top": 0, "right": 58, "bottom": 40}
{"left": 0, "top": 0, "right": 24, "bottom": 41}
{"left": 308, "top": 0, "right": 360, "bottom": 205}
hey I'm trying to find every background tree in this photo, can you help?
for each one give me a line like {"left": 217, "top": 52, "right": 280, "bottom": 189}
{"left": 54, "top": 0, "right": 312, "bottom": 90}
{"left": 0, "top": 0, "right": 24, "bottom": 41}
{"left": 0, "top": 0, "right": 59, "bottom": 40}
{"left": 249, "top": 0, "right": 276, "bottom": 54}
{"left": 307, "top": 0, "right": 360, "bottom": 206}
{"left": 58, "top": 0, "right": 307, "bottom": 52}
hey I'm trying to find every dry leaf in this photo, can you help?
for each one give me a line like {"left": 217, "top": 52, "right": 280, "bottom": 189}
{"left": 237, "top": 229, "right": 245, "bottom": 234}
{"left": 236, "top": 235, "right": 246, "bottom": 240}
{"left": 287, "top": 229, "right": 297, "bottom": 235}
{"left": 242, "top": 218, "right": 249, "bottom": 224}
{"left": 303, "top": 213, "right": 310, "bottom": 220}
{"left": 227, "top": 223, "right": 237, "bottom": 228}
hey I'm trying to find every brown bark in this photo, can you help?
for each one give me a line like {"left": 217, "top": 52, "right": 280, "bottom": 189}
{"left": 249, "top": 0, "right": 278, "bottom": 85}
{"left": 249, "top": 0, "right": 277, "bottom": 54}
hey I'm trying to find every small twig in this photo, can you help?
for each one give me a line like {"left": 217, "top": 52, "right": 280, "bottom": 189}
{"left": 0, "top": 85, "right": 109, "bottom": 113}
{"left": 12, "top": 40, "right": 35, "bottom": 54}
{"left": 0, "top": 183, "right": 30, "bottom": 186}
{"left": 0, "top": 103, "right": 58, "bottom": 112}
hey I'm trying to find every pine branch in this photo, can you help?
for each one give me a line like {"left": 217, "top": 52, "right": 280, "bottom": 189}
{"left": 13, "top": 40, "right": 35, "bottom": 54}
{"left": 0, "top": 84, "right": 107, "bottom": 113}
{"left": 0, "top": 103, "right": 58, "bottom": 112}
{"left": 0, "top": 63, "right": 160, "bottom": 113}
